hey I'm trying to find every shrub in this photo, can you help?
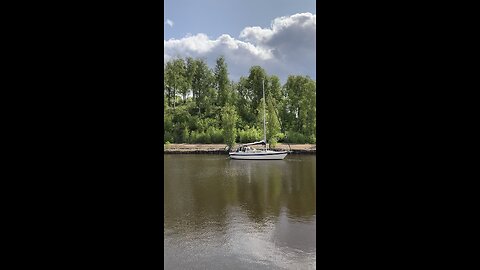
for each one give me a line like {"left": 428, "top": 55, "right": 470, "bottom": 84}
{"left": 238, "top": 126, "right": 262, "bottom": 143}
{"left": 269, "top": 137, "right": 278, "bottom": 148}
{"left": 181, "top": 127, "right": 189, "bottom": 143}
{"left": 173, "top": 125, "right": 189, "bottom": 143}
{"left": 164, "top": 131, "right": 174, "bottom": 144}
{"left": 189, "top": 131, "right": 211, "bottom": 144}
{"left": 276, "top": 132, "right": 286, "bottom": 142}
{"left": 188, "top": 130, "right": 197, "bottom": 143}
{"left": 207, "top": 126, "right": 224, "bottom": 144}
{"left": 197, "top": 118, "right": 218, "bottom": 133}
{"left": 203, "top": 131, "right": 212, "bottom": 143}
{"left": 285, "top": 131, "right": 306, "bottom": 144}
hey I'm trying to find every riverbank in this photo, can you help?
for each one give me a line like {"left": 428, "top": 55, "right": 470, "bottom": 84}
{"left": 164, "top": 143, "right": 316, "bottom": 154}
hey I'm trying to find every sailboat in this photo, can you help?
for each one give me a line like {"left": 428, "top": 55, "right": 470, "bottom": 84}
{"left": 229, "top": 80, "right": 289, "bottom": 160}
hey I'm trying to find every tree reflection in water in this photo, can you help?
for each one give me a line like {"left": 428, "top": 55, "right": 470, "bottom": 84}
{"left": 164, "top": 154, "right": 316, "bottom": 230}
{"left": 164, "top": 154, "right": 316, "bottom": 269}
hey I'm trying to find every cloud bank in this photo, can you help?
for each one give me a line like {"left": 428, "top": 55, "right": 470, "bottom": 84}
{"left": 164, "top": 12, "right": 316, "bottom": 83}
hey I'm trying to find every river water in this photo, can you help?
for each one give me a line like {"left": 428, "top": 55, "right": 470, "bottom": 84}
{"left": 164, "top": 154, "right": 316, "bottom": 269}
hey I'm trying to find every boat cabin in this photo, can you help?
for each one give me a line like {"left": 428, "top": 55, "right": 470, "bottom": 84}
{"left": 236, "top": 146, "right": 255, "bottom": 152}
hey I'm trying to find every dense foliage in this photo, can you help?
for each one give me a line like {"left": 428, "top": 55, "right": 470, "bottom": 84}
{"left": 164, "top": 56, "right": 316, "bottom": 145}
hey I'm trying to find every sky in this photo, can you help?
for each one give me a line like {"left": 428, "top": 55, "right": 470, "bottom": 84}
{"left": 164, "top": 0, "right": 316, "bottom": 83}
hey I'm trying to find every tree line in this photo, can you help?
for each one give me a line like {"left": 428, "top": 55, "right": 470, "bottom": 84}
{"left": 164, "top": 56, "right": 316, "bottom": 148}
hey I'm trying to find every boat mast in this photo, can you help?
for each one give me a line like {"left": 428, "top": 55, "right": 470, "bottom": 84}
{"left": 263, "top": 79, "right": 267, "bottom": 151}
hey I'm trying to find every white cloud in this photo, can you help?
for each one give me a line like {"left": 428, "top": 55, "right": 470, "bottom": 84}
{"left": 164, "top": 12, "right": 316, "bottom": 82}
{"left": 165, "top": 19, "right": 174, "bottom": 27}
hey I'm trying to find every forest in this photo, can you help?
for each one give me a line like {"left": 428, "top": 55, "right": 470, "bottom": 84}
{"left": 164, "top": 56, "right": 316, "bottom": 148}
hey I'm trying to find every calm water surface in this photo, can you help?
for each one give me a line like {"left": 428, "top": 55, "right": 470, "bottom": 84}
{"left": 164, "top": 154, "right": 316, "bottom": 269}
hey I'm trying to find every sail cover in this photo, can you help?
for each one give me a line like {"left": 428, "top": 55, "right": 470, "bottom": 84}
{"left": 240, "top": 140, "right": 266, "bottom": 146}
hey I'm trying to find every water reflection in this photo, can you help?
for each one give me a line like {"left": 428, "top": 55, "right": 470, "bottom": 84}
{"left": 164, "top": 154, "right": 316, "bottom": 269}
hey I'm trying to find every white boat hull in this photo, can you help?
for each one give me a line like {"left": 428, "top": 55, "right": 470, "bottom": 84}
{"left": 229, "top": 151, "right": 288, "bottom": 160}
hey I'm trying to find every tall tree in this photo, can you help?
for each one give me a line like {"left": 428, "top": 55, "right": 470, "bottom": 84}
{"left": 214, "top": 56, "right": 230, "bottom": 107}
{"left": 172, "top": 58, "right": 188, "bottom": 106}
{"left": 236, "top": 76, "right": 255, "bottom": 126}
{"left": 284, "top": 75, "right": 302, "bottom": 132}
{"left": 266, "top": 75, "right": 284, "bottom": 132}
{"left": 247, "top": 66, "right": 268, "bottom": 114}
{"left": 283, "top": 75, "right": 316, "bottom": 135}
{"left": 164, "top": 62, "right": 173, "bottom": 107}
{"left": 303, "top": 78, "right": 316, "bottom": 137}
{"left": 267, "top": 98, "right": 281, "bottom": 144}
{"left": 185, "top": 57, "right": 197, "bottom": 101}
{"left": 192, "top": 59, "right": 213, "bottom": 115}
{"left": 164, "top": 58, "right": 187, "bottom": 109}
{"left": 221, "top": 105, "right": 238, "bottom": 149}
{"left": 267, "top": 75, "right": 283, "bottom": 106}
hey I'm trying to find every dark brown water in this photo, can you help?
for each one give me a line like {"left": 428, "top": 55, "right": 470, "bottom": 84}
{"left": 164, "top": 154, "right": 316, "bottom": 269}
